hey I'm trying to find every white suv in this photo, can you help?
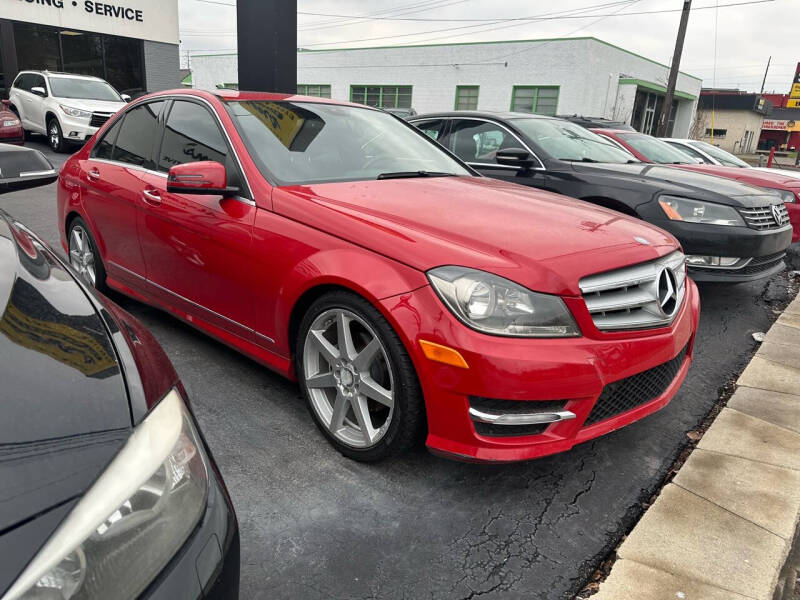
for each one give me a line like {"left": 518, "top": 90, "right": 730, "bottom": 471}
{"left": 9, "top": 71, "right": 129, "bottom": 153}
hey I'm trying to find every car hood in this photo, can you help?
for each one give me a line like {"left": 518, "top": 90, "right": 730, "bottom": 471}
{"left": 52, "top": 97, "right": 126, "bottom": 114}
{"left": 274, "top": 176, "right": 679, "bottom": 296}
{"left": 0, "top": 212, "right": 130, "bottom": 592}
{"left": 677, "top": 164, "right": 800, "bottom": 190}
{"left": 569, "top": 162, "right": 780, "bottom": 206}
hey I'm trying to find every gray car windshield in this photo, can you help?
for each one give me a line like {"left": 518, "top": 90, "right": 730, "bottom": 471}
{"left": 226, "top": 101, "right": 471, "bottom": 185}
{"left": 617, "top": 133, "right": 697, "bottom": 164}
{"left": 690, "top": 141, "right": 750, "bottom": 168}
{"left": 49, "top": 77, "right": 121, "bottom": 102}
{"left": 511, "top": 118, "right": 637, "bottom": 163}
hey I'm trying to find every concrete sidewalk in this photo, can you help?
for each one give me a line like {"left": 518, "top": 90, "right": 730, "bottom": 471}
{"left": 592, "top": 292, "right": 800, "bottom": 600}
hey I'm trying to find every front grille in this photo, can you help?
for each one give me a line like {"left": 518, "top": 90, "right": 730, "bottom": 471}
{"left": 469, "top": 397, "right": 566, "bottom": 437}
{"left": 739, "top": 204, "right": 790, "bottom": 230}
{"left": 580, "top": 251, "right": 686, "bottom": 331}
{"left": 584, "top": 345, "right": 688, "bottom": 426}
{"left": 89, "top": 112, "right": 112, "bottom": 128}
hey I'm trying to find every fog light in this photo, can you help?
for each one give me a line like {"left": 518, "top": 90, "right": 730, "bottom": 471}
{"left": 685, "top": 255, "right": 740, "bottom": 267}
{"left": 69, "top": 131, "right": 80, "bottom": 138}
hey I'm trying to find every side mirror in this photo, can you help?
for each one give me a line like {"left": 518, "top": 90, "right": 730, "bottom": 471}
{"left": 166, "top": 161, "right": 238, "bottom": 196}
{"left": 495, "top": 147, "right": 536, "bottom": 170}
{"left": 31, "top": 86, "right": 47, "bottom": 97}
{"left": 120, "top": 94, "right": 131, "bottom": 102}
{"left": 0, "top": 146, "right": 58, "bottom": 193}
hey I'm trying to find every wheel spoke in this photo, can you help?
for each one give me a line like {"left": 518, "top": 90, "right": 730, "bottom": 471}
{"left": 310, "top": 329, "right": 340, "bottom": 364}
{"left": 330, "top": 392, "right": 349, "bottom": 431}
{"left": 336, "top": 312, "right": 357, "bottom": 361}
{"left": 359, "top": 376, "right": 394, "bottom": 408}
{"left": 71, "top": 229, "right": 83, "bottom": 252}
{"left": 70, "top": 249, "right": 81, "bottom": 265}
{"left": 351, "top": 395, "right": 377, "bottom": 444}
{"left": 306, "top": 371, "right": 336, "bottom": 389}
{"left": 353, "top": 337, "right": 381, "bottom": 372}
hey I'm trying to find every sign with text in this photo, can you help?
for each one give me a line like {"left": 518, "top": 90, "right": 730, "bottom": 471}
{"left": 789, "top": 63, "right": 800, "bottom": 107}
{"left": 3, "top": 0, "right": 178, "bottom": 45}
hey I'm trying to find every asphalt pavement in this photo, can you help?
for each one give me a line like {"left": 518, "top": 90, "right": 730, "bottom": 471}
{"left": 3, "top": 138, "right": 795, "bottom": 600}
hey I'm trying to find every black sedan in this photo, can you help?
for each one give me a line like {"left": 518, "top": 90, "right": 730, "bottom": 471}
{"left": 409, "top": 111, "right": 793, "bottom": 283}
{"left": 0, "top": 146, "right": 239, "bottom": 599}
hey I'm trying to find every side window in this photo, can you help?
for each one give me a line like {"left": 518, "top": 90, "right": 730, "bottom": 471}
{"left": 30, "top": 75, "right": 46, "bottom": 94}
{"left": 448, "top": 120, "right": 522, "bottom": 165}
{"left": 111, "top": 102, "right": 165, "bottom": 169}
{"left": 414, "top": 119, "right": 445, "bottom": 141}
{"left": 91, "top": 117, "right": 124, "bottom": 160}
{"left": 669, "top": 142, "right": 709, "bottom": 163}
{"left": 13, "top": 74, "right": 31, "bottom": 91}
{"left": 158, "top": 100, "right": 241, "bottom": 188}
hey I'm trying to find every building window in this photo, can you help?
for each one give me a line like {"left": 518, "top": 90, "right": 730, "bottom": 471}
{"left": 511, "top": 86, "right": 559, "bottom": 115}
{"left": 350, "top": 85, "right": 412, "bottom": 109}
{"left": 297, "top": 84, "right": 331, "bottom": 98}
{"left": 455, "top": 86, "right": 479, "bottom": 110}
{"left": 704, "top": 128, "right": 727, "bottom": 139}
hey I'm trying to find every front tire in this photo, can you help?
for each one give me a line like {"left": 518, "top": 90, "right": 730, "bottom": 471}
{"left": 48, "top": 118, "right": 68, "bottom": 153}
{"left": 67, "top": 217, "right": 108, "bottom": 292}
{"left": 296, "top": 290, "right": 425, "bottom": 462}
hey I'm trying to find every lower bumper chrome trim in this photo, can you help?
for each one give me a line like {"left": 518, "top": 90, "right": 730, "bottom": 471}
{"left": 468, "top": 407, "right": 576, "bottom": 426}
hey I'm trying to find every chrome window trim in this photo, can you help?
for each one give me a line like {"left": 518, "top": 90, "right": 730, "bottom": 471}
{"left": 468, "top": 407, "right": 576, "bottom": 426}
{"left": 411, "top": 116, "right": 547, "bottom": 171}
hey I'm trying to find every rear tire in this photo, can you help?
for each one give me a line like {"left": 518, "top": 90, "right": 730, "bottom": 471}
{"left": 48, "top": 118, "right": 68, "bottom": 153}
{"left": 296, "top": 290, "right": 425, "bottom": 462}
{"left": 67, "top": 217, "right": 108, "bottom": 293}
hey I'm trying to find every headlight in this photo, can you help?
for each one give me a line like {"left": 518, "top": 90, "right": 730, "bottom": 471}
{"left": 658, "top": 195, "right": 744, "bottom": 226}
{"left": 59, "top": 105, "right": 92, "bottom": 119}
{"left": 427, "top": 266, "right": 580, "bottom": 337}
{"left": 2, "top": 119, "right": 20, "bottom": 127}
{"left": 5, "top": 389, "right": 209, "bottom": 600}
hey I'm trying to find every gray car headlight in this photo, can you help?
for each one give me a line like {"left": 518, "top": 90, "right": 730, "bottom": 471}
{"left": 658, "top": 195, "right": 744, "bottom": 226}
{"left": 4, "top": 389, "right": 209, "bottom": 600}
{"left": 427, "top": 266, "right": 580, "bottom": 337}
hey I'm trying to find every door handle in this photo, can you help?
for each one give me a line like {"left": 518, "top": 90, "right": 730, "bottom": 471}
{"left": 87, "top": 168, "right": 100, "bottom": 181}
{"left": 142, "top": 189, "right": 162, "bottom": 206}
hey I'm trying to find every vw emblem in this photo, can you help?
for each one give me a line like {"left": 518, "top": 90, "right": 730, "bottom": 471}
{"left": 657, "top": 268, "right": 678, "bottom": 317}
{"left": 772, "top": 204, "right": 784, "bottom": 226}
{"left": 634, "top": 236, "right": 650, "bottom": 246}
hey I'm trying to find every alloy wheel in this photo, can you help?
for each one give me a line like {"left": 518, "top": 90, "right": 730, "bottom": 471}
{"left": 303, "top": 308, "right": 395, "bottom": 448}
{"left": 49, "top": 122, "right": 60, "bottom": 150}
{"left": 69, "top": 225, "right": 96, "bottom": 287}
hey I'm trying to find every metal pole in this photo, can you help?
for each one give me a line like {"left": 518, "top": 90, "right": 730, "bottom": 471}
{"left": 237, "top": 0, "right": 297, "bottom": 93}
{"left": 760, "top": 56, "right": 771, "bottom": 94}
{"left": 656, "top": 0, "right": 692, "bottom": 137}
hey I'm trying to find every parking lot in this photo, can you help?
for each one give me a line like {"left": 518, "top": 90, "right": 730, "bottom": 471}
{"left": 4, "top": 138, "right": 796, "bottom": 600}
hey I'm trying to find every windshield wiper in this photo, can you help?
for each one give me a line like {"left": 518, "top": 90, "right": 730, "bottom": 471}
{"left": 559, "top": 158, "right": 599, "bottom": 163}
{"left": 376, "top": 170, "right": 459, "bottom": 180}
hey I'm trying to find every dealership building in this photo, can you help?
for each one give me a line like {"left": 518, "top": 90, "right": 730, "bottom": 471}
{"left": 190, "top": 37, "right": 703, "bottom": 137}
{"left": 0, "top": 0, "right": 180, "bottom": 98}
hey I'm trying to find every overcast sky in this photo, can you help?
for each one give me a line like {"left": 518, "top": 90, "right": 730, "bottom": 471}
{"left": 178, "top": 0, "right": 799, "bottom": 93}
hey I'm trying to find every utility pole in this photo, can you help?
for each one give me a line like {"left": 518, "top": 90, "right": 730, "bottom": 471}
{"left": 760, "top": 56, "right": 771, "bottom": 94}
{"left": 656, "top": 0, "right": 692, "bottom": 137}
{"left": 237, "top": 0, "right": 297, "bottom": 93}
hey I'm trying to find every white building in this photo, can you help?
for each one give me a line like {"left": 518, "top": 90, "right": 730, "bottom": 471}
{"left": 190, "top": 36, "right": 703, "bottom": 137}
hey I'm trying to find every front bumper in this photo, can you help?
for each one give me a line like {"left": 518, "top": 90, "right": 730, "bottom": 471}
{"left": 58, "top": 114, "right": 101, "bottom": 144}
{"left": 143, "top": 459, "right": 239, "bottom": 599}
{"left": 644, "top": 217, "right": 792, "bottom": 282}
{"left": 381, "top": 278, "right": 700, "bottom": 463}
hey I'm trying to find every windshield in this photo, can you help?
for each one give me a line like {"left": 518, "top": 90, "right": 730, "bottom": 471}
{"left": 226, "top": 101, "right": 470, "bottom": 185}
{"left": 690, "top": 141, "right": 750, "bottom": 168}
{"left": 511, "top": 118, "right": 637, "bottom": 163}
{"left": 49, "top": 77, "right": 121, "bottom": 101}
{"left": 617, "top": 132, "right": 697, "bottom": 164}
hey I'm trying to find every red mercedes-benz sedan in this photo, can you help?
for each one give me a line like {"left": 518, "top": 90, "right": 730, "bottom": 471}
{"left": 57, "top": 89, "right": 700, "bottom": 463}
{"left": 593, "top": 128, "right": 800, "bottom": 243}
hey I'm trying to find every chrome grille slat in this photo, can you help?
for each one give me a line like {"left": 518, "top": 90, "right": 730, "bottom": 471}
{"left": 580, "top": 251, "right": 687, "bottom": 331}
{"left": 739, "top": 204, "right": 789, "bottom": 230}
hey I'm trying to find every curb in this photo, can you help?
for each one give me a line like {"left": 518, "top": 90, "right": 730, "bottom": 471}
{"left": 590, "top": 291, "right": 800, "bottom": 600}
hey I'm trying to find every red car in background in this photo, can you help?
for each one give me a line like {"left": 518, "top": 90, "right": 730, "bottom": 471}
{"left": 0, "top": 101, "right": 24, "bottom": 145}
{"left": 594, "top": 129, "right": 800, "bottom": 242}
{"left": 58, "top": 89, "right": 699, "bottom": 463}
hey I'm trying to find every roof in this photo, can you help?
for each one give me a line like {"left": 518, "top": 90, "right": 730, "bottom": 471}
{"left": 698, "top": 92, "right": 769, "bottom": 113}
{"left": 19, "top": 70, "right": 104, "bottom": 81}
{"left": 410, "top": 110, "right": 559, "bottom": 121}
{"left": 192, "top": 36, "right": 702, "bottom": 82}
{"left": 766, "top": 107, "right": 800, "bottom": 121}
{"left": 138, "top": 87, "right": 372, "bottom": 110}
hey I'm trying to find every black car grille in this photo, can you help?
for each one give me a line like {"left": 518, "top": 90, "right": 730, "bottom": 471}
{"left": 739, "top": 204, "right": 790, "bottom": 230}
{"left": 584, "top": 345, "right": 687, "bottom": 426}
{"left": 690, "top": 252, "right": 786, "bottom": 276}
{"left": 469, "top": 397, "right": 566, "bottom": 437}
{"left": 89, "top": 112, "right": 112, "bottom": 128}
